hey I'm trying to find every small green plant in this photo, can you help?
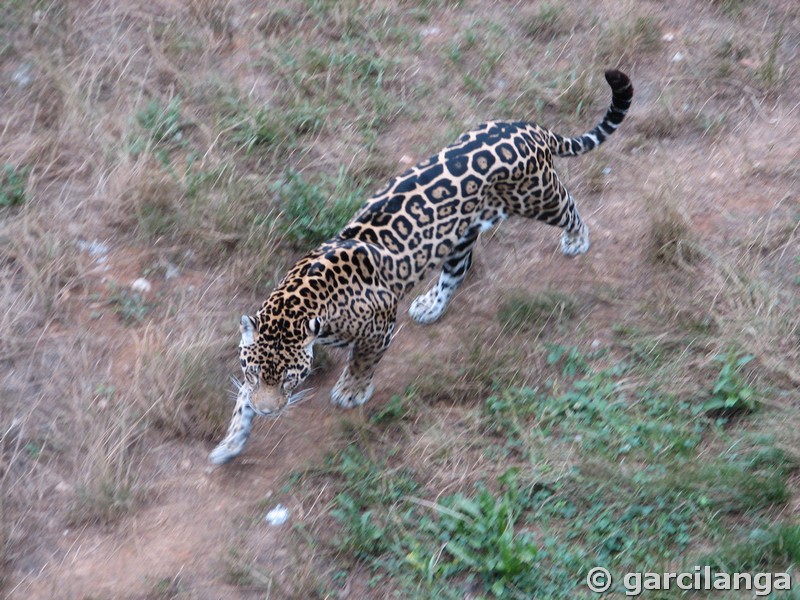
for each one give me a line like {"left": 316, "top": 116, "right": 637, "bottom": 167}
{"left": 699, "top": 350, "right": 760, "bottom": 417}
{"left": 369, "top": 393, "right": 414, "bottom": 426}
{"left": 145, "top": 574, "right": 182, "bottom": 600}
{"left": 420, "top": 471, "right": 539, "bottom": 596}
{"left": 108, "top": 284, "right": 154, "bottom": 325}
{"left": 0, "top": 163, "right": 28, "bottom": 207}
{"left": 545, "top": 343, "right": 599, "bottom": 377}
{"left": 222, "top": 547, "right": 270, "bottom": 589}
{"left": 498, "top": 290, "right": 576, "bottom": 332}
{"left": 271, "top": 168, "right": 364, "bottom": 249}
{"left": 331, "top": 493, "right": 391, "bottom": 560}
{"left": 130, "top": 97, "right": 186, "bottom": 157}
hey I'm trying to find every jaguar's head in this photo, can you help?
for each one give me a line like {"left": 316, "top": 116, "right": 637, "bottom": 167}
{"left": 236, "top": 311, "right": 320, "bottom": 415}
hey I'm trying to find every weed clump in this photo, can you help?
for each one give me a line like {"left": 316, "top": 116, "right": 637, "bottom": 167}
{"left": 142, "top": 334, "right": 232, "bottom": 441}
{"left": 68, "top": 407, "right": 146, "bottom": 526}
{"left": 698, "top": 350, "right": 760, "bottom": 418}
{"left": 598, "top": 15, "right": 661, "bottom": 61}
{"left": 523, "top": 3, "right": 568, "bottom": 41}
{"left": 647, "top": 200, "right": 697, "bottom": 266}
{"left": 498, "top": 290, "right": 576, "bottom": 333}
{"left": 413, "top": 335, "right": 523, "bottom": 404}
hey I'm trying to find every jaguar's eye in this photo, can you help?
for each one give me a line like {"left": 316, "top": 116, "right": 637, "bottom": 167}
{"left": 282, "top": 374, "right": 298, "bottom": 394}
{"left": 244, "top": 366, "right": 258, "bottom": 384}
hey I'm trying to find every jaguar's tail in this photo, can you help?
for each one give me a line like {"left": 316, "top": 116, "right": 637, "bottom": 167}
{"left": 548, "top": 69, "right": 633, "bottom": 158}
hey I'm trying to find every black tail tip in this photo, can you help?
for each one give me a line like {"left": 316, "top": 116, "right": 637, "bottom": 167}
{"left": 604, "top": 69, "right": 631, "bottom": 88}
{"left": 604, "top": 69, "right": 633, "bottom": 98}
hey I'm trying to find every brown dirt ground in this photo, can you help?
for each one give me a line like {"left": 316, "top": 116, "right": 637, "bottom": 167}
{"left": 2, "top": 0, "right": 799, "bottom": 598}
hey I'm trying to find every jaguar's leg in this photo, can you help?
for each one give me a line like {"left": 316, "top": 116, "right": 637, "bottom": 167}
{"left": 557, "top": 194, "right": 590, "bottom": 256}
{"left": 408, "top": 208, "right": 507, "bottom": 325}
{"left": 331, "top": 289, "right": 398, "bottom": 409}
{"left": 209, "top": 392, "right": 256, "bottom": 465}
{"left": 408, "top": 244, "right": 474, "bottom": 324}
{"left": 517, "top": 170, "right": 590, "bottom": 257}
{"left": 331, "top": 321, "right": 396, "bottom": 408}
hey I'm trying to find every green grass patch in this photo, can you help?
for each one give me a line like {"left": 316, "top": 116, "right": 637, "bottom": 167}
{"left": 225, "top": 99, "right": 327, "bottom": 155}
{"left": 287, "top": 339, "right": 797, "bottom": 597}
{"left": 271, "top": 168, "right": 367, "bottom": 250}
{"left": 704, "top": 523, "right": 800, "bottom": 572}
{"left": 129, "top": 97, "right": 187, "bottom": 159}
{"left": 0, "top": 163, "right": 28, "bottom": 207}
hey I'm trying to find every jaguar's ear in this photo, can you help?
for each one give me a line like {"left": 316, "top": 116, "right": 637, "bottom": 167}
{"left": 305, "top": 317, "right": 321, "bottom": 343}
{"left": 240, "top": 315, "right": 257, "bottom": 346}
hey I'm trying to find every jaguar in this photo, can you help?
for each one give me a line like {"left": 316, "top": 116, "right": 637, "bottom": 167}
{"left": 210, "top": 69, "right": 633, "bottom": 464}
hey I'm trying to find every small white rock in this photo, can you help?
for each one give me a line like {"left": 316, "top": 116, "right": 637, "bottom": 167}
{"left": 421, "top": 26, "right": 441, "bottom": 37}
{"left": 601, "top": 166, "right": 612, "bottom": 176}
{"left": 662, "top": 33, "right": 675, "bottom": 42}
{"left": 165, "top": 263, "right": 181, "bottom": 280}
{"left": 131, "top": 278, "right": 152, "bottom": 294}
{"left": 265, "top": 504, "right": 290, "bottom": 526}
{"left": 591, "top": 339, "right": 601, "bottom": 349}
{"left": 672, "top": 52, "right": 684, "bottom": 63}
{"left": 77, "top": 239, "right": 109, "bottom": 262}
{"left": 12, "top": 64, "right": 33, "bottom": 87}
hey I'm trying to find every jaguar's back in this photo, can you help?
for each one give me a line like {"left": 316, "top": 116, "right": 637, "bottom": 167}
{"left": 337, "top": 69, "right": 633, "bottom": 306}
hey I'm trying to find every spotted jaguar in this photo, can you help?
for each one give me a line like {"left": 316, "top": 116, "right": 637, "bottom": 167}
{"left": 210, "top": 69, "right": 633, "bottom": 464}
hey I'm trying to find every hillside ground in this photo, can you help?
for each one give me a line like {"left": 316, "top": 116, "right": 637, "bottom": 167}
{"left": 1, "top": 0, "right": 799, "bottom": 598}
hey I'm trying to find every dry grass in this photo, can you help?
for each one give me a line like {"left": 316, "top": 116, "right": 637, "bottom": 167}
{"left": 596, "top": 14, "right": 662, "bottom": 63}
{"left": 67, "top": 403, "right": 147, "bottom": 526}
{"left": 645, "top": 185, "right": 698, "bottom": 267}
{"left": 136, "top": 327, "right": 235, "bottom": 442}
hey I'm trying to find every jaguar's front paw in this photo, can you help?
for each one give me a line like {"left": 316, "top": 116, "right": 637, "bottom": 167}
{"left": 560, "top": 225, "right": 590, "bottom": 256}
{"left": 331, "top": 370, "right": 375, "bottom": 408}
{"left": 209, "top": 430, "right": 249, "bottom": 465}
